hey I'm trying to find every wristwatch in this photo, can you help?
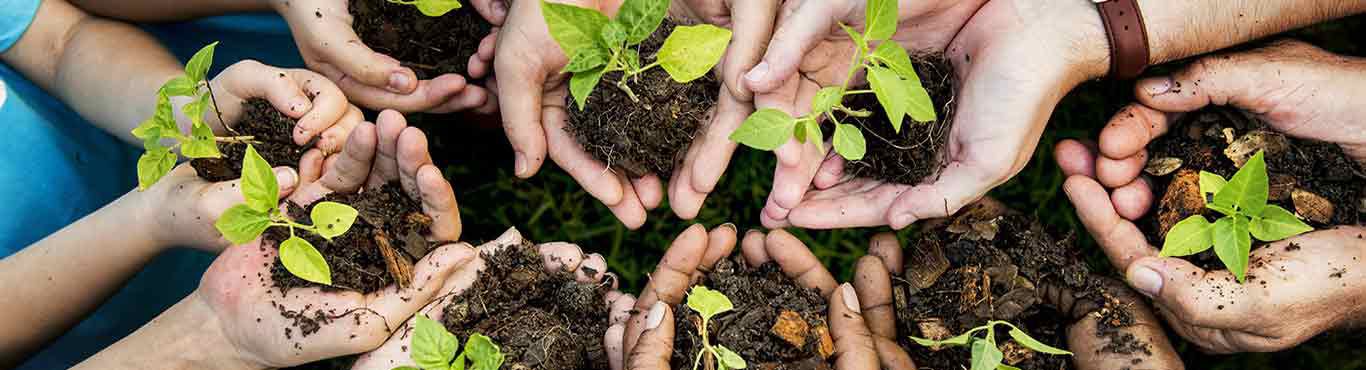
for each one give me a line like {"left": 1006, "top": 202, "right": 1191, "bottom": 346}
{"left": 1092, "top": 0, "right": 1150, "bottom": 80}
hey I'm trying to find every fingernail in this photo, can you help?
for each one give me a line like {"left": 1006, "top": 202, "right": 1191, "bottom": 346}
{"left": 387, "top": 72, "right": 412, "bottom": 93}
{"left": 841, "top": 283, "right": 861, "bottom": 313}
{"left": 493, "top": 0, "right": 508, "bottom": 19}
{"left": 1143, "top": 76, "right": 1174, "bottom": 95}
{"left": 745, "top": 62, "right": 770, "bottom": 84}
{"left": 1127, "top": 264, "right": 1164, "bottom": 298}
{"left": 645, "top": 301, "right": 666, "bottom": 330}
{"left": 719, "top": 223, "right": 736, "bottom": 233}
{"left": 514, "top": 152, "right": 529, "bottom": 177}
{"left": 275, "top": 168, "right": 297, "bottom": 188}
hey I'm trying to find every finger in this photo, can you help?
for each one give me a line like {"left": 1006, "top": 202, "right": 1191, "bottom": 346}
{"left": 297, "top": 149, "right": 326, "bottom": 185}
{"left": 699, "top": 224, "right": 738, "bottom": 272}
{"left": 366, "top": 242, "right": 477, "bottom": 330}
{"left": 1067, "top": 279, "right": 1183, "bottom": 370}
{"left": 606, "top": 171, "right": 648, "bottom": 229}
{"left": 740, "top": 229, "right": 769, "bottom": 266}
{"left": 1098, "top": 104, "right": 1172, "bottom": 160}
{"left": 545, "top": 113, "right": 625, "bottom": 206}
{"left": 886, "top": 161, "right": 998, "bottom": 229}
{"left": 867, "top": 232, "right": 902, "bottom": 272}
{"left": 853, "top": 256, "right": 895, "bottom": 339}
{"left": 577, "top": 253, "right": 609, "bottom": 283}
{"left": 771, "top": 138, "right": 824, "bottom": 209}
{"left": 322, "top": 122, "right": 378, "bottom": 192}
{"left": 667, "top": 164, "right": 707, "bottom": 219}
{"left": 396, "top": 126, "right": 436, "bottom": 196}
{"left": 288, "top": 69, "right": 350, "bottom": 146}
{"left": 305, "top": 19, "right": 416, "bottom": 94}
{"left": 1054, "top": 139, "right": 1098, "bottom": 178}
{"left": 1127, "top": 257, "right": 1251, "bottom": 328}
{"left": 606, "top": 323, "right": 626, "bottom": 370}
{"left": 767, "top": 229, "right": 837, "bottom": 295}
{"left": 1096, "top": 149, "right": 1147, "bottom": 188}
{"left": 1062, "top": 175, "right": 1157, "bottom": 270}
{"left": 468, "top": 32, "right": 499, "bottom": 79}
{"left": 686, "top": 90, "right": 749, "bottom": 199}
{"left": 317, "top": 105, "right": 364, "bottom": 154}
{"left": 812, "top": 152, "right": 847, "bottom": 189}
{"left": 1111, "top": 177, "right": 1154, "bottom": 221}
{"left": 829, "top": 283, "right": 879, "bottom": 370}
{"left": 626, "top": 302, "right": 674, "bottom": 370}
{"left": 760, "top": 194, "right": 793, "bottom": 229}
{"left": 1133, "top": 43, "right": 1314, "bottom": 116}
{"left": 368, "top": 110, "right": 407, "bottom": 189}
{"left": 632, "top": 175, "right": 664, "bottom": 211}
{"left": 627, "top": 225, "right": 708, "bottom": 353}
{"left": 416, "top": 165, "right": 462, "bottom": 241}
{"left": 213, "top": 61, "right": 312, "bottom": 122}
{"left": 874, "top": 336, "right": 917, "bottom": 370}
{"left": 478, "top": 227, "right": 525, "bottom": 254}
{"left": 720, "top": 0, "right": 779, "bottom": 101}
{"left": 315, "top": 63, "right": 467, "bottom": 113}
{"left": 538, "top": 242, "right": 586, "bottom": 274}
{"left": 745, "top": 1, "right": 839, "bottom": 93}
{"left": 469, "top": 0, "right": 508, "bottom": 25}
{"left": 610, "top": 293, "right": 637, "bottom": 326}
{"left": 495, "top": 32, "right": 552, "bottom": 178}
{"left": 427, "top": 85, "right": 492, "bottom": 114}
{"left": 788, "top": 181, "right": 905, "bottom": 229}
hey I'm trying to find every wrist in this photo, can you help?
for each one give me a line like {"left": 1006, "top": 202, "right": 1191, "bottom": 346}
{"left": 1065, "top": 0, "right": 1114, "bottom": 83}
{"left": 73, "top": 293, "right": 263, "bottom": 370}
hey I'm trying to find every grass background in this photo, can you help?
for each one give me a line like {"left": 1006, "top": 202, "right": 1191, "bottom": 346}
{"left": 419, "top": 15, "right": 1366, "bottom": 370}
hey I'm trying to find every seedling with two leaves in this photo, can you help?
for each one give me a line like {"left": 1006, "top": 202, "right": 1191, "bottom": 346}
{"left": 909, "top": 320, "right": 1071, "bottom": 370}
{"left": 1159, "top": 150, "right": 1314, "bottom": 282}
{"left": 729, "top": 0, "right": 936, "bottom": 162}
{"left": 395, "top": 314, "right": 505, "bottom": 370}
{"left": 386, "top": 0, "right": 463, "bottom": 17}
{"left": 213, "top": 146, "right": 359, "bottom": 286}
{"left": 685, "top": 286, "right": 748, "bottom": 370}
{"left": 541, "top": 0, "right": 733, "bottom": 109}
{"left": 131, "top": 42, "right": 256, "bottom": 190}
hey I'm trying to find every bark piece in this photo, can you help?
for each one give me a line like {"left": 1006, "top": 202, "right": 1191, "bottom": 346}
{"left": 1158, "top": 169, "right": 1206, "bottom": 236}
{"left": 1145, "top": 157, "right": 1184, "bottom": 176}
{"left": 771, "top": 310, "right": 810, "bottom": 348}
{"left": 814, "top": 324, "right": 835, "bottom": 359}
{"left": 1001, "top": 340, "right": 1036, "bottom": 365}
{"left": 374, "top": 230, "right": 415, "bottom": 289}
{"left": 916, "top": 319, "right": 953, "bottom": 351}
{"left": 905, "top": 237, "right": 950, "bottom": 290}
{"left": 1292, "top": 189, "right": 1335, "bottom": 224}
{"left": 1225, "top": 130, "right": 1289, "bottom": 168}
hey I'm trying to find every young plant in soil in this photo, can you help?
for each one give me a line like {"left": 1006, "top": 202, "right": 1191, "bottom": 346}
{"left": 397, "top": 314, "right": 504, "bottom": 370}
{"left": 214, "top": 145, "right": 359, "bottom": 285}
{"left": 1159, "top": 150, "right": 1312, "bottom": 282}
{"left": 385, "top": 0, "right": 462, "bottom": 16}
{"left": 684, "top": 286, "right": 748, "bottom": 370}
{"left": 908, "top": 320, "right": 1071, "bottom": 370}
{"left": 729, "top": 0, "right": 934, "bottom": 163}
{"left": 132, "top": 42, "right": 255, "bottom": 189}
{"left": 350, "top": 0, "right": 493, "bottom": 78}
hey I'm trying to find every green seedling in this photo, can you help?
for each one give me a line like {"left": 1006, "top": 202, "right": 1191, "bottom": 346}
{"left": 909, "top": 320, "right": 1071, "bottom": 370}
{"left": 685, "top": 286, "right": 747, "bottom": 370}
{"left": 540, "top": 0, "right": 733, "bottom": 109}
{"left": 395, "top": 314, "right": 505, "bottom": 370}
{"left": 1159, "top": 150, "right": 1313, "bottom": 282}
{"left": 728, "top": 0, "right": 935, "bottom": 161}
{"left": 213, "top": 145, "right": 358, "bottom": 286}
{"left": 132, "top": 42, "right": 255, "bottom": 190}
{"left": 387, "top": 0, "right": 462, "bottom": 17}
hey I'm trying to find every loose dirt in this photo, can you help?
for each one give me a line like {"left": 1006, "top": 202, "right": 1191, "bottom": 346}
{"left": 842, "top": 55, "right": 957, "bottom": 185}
{"left": 192, "top": 98, "right": 308, "bottom": 182}
{"left": 350, "top": 0, "right": 493, "bottom": 79}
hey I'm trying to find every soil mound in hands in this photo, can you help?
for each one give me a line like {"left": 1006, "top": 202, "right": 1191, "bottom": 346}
{"left": 192, "top": 98, "right": 308, "bottom": 182}
{"left": 843, "top": 55, "right": 957, "bottom": 185}
{"left": 350, "top": 0, "right": 493, "bottom": 79}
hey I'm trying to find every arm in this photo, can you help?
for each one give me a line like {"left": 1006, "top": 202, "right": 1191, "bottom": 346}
{"left": 66, "top": 0, "right": 274, "bottom": 22}
{"left": 69, "top": 296, "right": 259, "bottom": 370}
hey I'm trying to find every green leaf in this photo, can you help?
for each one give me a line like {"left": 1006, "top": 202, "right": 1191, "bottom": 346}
{"left": 541, "top": 1, "right": 610, "bottom": 56}
{"left": 838, "top": 23, "right": 867, "bottom": 53}
{"left": 730, "top": 109, "right": 795, "bottom": 151}
{"left": 685, "top": 286, "right": 734, "bottom": 321}
{"left": 279, "top": 236, "right": 333, "bottom": 285}
{"left": 464, "top": 333, "right": 505, "bottom": 370}
{"left": 569, "top": 65, "right": 607, "bottom": 110}
{"left": 802, "top": 119, "right": 822, "bottom": 150}
{"left": 909, "top": 329, "right": 975, "bottom": 348}
{"left": 1250, "top": 204, "right": 1313, "bottom": 241}
{"left": 183, "top": 90, "right": 214, "bottom": 128}
{"left": 561, "top": 45, "right": 608, "bottom": 73}
{"left": 601, "top": 20, "right": 627, "bottom": 47}
{"left": 414, "top": 0, "right": 462, "bottom": 17}
{"left": 864, "top": 0, "right": 897, "bottom": 41}
{"left": 162, "top": 76, "right": 199, "bottom": 97}
{"left": 310, "top": 201, "right": 359, "bottom": 240}
{"left": 241, "top": 145, "right": 280, "bottom": 213}
{"left": 1006, "top": 327, "right": 1072, "bottom": 355}
{"left": 866, "top": 66, "right": 908, "bottom": 132}
{"left": 181, "top": 121, "right": 222, "bottom": 159}
{"left": 1199, "top": 171, "right": 1227, "bottom": 196}
{"left": 215, "top": 205, "right": 272, "bottom": 245}
{"left": 905, "top": 81, "right": 935, "bottom": 123}
{"left": 615, "top": 0, "right": 668, "bottom": 44}
{"left": 184, "top": 42, "right": 218, "bottom": 83}
{"left": 657, "top": 24, "right": 733, "bottom": 83}
{"left": 1160, "top": 216, "right": 1215, "bottom": 257}
{"left": 872, "top": 42, "right": 916, "bottom": 81}
{"left": 411, "top": 314, "right": 458, "bottom": 370}
{"left": 1213, "top": 150, "right": 1269, "bottom": 216}
{"left": 137, "top": 141, "right": 176, "bottom": 191}
{"left": 970, "top": 339, "right": 1005, "bottom": 370}
{"left": 811, "top": 87, "right": 844, "bottom": 114}
{"left": 621, "top": 49, "right": 641, "bottom": 73}
{"left": 713, "top": 345, "right": 748, "bottom": 369}
{"left": 1212, "top": 216, "right": 1252, "bottom": 283}
{"left": 832, "top": 123, "right": 866, "bottom": 161}
{"left": 452, "top": 352, "right": 466, "bottom": 370}
{"left": 132, "top": 119, "right": 164, "bottom": 141}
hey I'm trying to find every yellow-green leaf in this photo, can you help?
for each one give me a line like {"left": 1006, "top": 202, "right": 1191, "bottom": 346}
{"left": 131, "top": 118, "right": 164, "bottom": 141}
{"left": 182, "top": 121, "right": 222, "bottom": 159}
{"left": 657, "top": 24, "right": 733, "bottom": 83}
{"left": 415, "top": 0, "right": 462, "bottom": 17}
{"left": 866, "top": 65, "right": 908, "bottom": 132}
{"left": 970, "top": 339, "right": 1004, "bottom": 370}
{"left": 215, "top": 204, "right": 271, "bottom": 245}
{"left": 685, "top": 285, "right": 733, "bottom": 321}
{"left": 1214, "top": 150, "right": 1269, "bottom": 215}
{"left": 162, "top": 76, "right": 199, "bottom": 97}
{"left": 730, "top": 109, "right": 795, "bottom": 151}
{"left": 279, "top": 236, "right": 332, "bottom": 285}
{"left": 713, "top": 345, "right": 748, "bottom": 369}
{"left": 184, "top": 42, "right": 218, "bottom": 83}
{"left": 541, "top": 1, "right": 610, "bottom": 56}
{"left": 601, "top": 20, "right": 627, "bottom": 47}
{"left": 1249, "top": 204, "right": 1312, "bottom": 241}
{"left": 838, "top": 23, "right": 866, "bottom": 54}
{"left": 1006, "top": 327, "right": 1071, "bottom": 355}
{"left": 1212, "top": 216, "right": 1252, "bottom": 282}
{"left": 811, "top": 87, "right": 843, "bottom": 114}
{"left": 569, "top": 65, "right": 606, "bottom": 110}
{"left": 833, "top": 123, "right": 866, "bottom": 161}
{"left": 137, "top": 141, "right": 176, "bottom": 191}
{"left": 465, "top": 333, "right": 505, "bottom": 370}
{"left": 1199, "top": 171, "right": 1227, "bottom": 196}
{"left": 864, "top": 0, "right": 897, "bottom": 41}
{"left": 411, "top": 314, "right": 458, "bottom": 369}
{"left": 615, "top": 0, "right": 668, "bottom": 44}
{"left": 311, "top": 201, "right": 359, "bottom": 240}
{"left": 1160, "top": 216, "right": 1215, "bottom": 257}
{"left": 241, "top": 145, "right": 279, "bottom": 213}
{"left": 564, "top": 47, "right": 609, "bottom": 74}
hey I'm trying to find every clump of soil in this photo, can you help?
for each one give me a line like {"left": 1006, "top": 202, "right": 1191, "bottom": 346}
{"left": 265, "top": 182, "right": 438, "bottom": 294}
{"left": 440, "top": 240, "right": 611, "bottom": 370}
{"left": 672, "top": 256, "right": 835, "bottom": 370}
{"left": 349, "top": 0, "right": 493, "bottom": 79}
{"left": 192, "top": 98, "right": 309, "bottom": 182}
{"left": 566, "top": 20, "right": 719, "bottom": 179}
{"left": 842, "top": 55, "right": 957, "bottom": 185}
{"left": 890, "top": 204, "right": 1148, "bottom": 369}
{"left": 1141, "top": 106, "right": 1364, "bottom": 269}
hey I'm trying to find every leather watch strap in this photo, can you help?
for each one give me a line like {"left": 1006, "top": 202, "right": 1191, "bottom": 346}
{"left": 1095, "top": 0, "right": 1150, "bottom": 80}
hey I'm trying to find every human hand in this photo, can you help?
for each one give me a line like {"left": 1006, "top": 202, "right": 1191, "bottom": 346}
{"left": 623, "top": 225, "right": 879, "bottom": 369}
{"left": 206, "top": 60, "right": 362, "bottom": 153}
{"left": 140, "top": 162, "right": 299, "bottom": 253}
{"left": 273, "top": 0, "right": 494, "bottom": 113}
{"left": 350, "top": 227, "right": 633, "bottom": 370}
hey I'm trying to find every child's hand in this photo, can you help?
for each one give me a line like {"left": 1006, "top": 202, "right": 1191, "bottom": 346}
{"left": 204, "top": 60, "right": 361, "bottom": 154}
{"left": 140, "top": 162, "right": 300, "bottom": 253}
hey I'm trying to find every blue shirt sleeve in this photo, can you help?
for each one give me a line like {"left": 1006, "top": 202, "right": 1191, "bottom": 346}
{"left": 0, "top": 0, "right": 40, "bottom": 53}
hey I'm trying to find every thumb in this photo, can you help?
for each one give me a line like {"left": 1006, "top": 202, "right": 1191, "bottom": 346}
{"left": 828, "top": 283, "right": 880, "bottom": 370}
{"left": 745, "top": 1, "right": 839, "bottom": 93}
{"left": 626, "top": 301, "right": 674, "bottom": 370}
{"left": 1134, "top": 42, "right": 1317, "bottom": 114}
{"left": 468, "top": 0, "right": 509, "bottom": 25}
{"left": 307, "top": 19, "right": 417, "bottom": 94}
{"left": 1126, "top": 257, "right": 1250, "bottom": 328}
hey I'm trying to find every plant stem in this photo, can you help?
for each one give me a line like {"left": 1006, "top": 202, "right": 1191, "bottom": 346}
{"left": 615, "top": 79, "right": 641, "bottom": 103}
{"left": 214, "top": 135, "right": 257, "bottom": 144}
{"left": 201, "top": 84, "right": 231, "bottom": 134}
{"left": 844, "top": 89, "right": 874, "bottom": 95}
{"left": 835, "top": 105, "right": 873, "bottom": 117}
{"left": 624, "top": 60, "right": 662, "bottom": 80}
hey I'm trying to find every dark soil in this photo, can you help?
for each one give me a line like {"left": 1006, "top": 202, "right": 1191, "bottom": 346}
{"left": 349, "top": 0, "right": 493, "bottom": 79}
{"left": 842, "top": 55, "right": 957, "bottom": 185}
{"left": 265, "top": 182, "right": 437, "bottom": 294}
{"left": 890, "top": 204, "right": 1149, "bottom": 370}
{"left": 566, "top": 20, "right": 719, "bottom": 179}
{"left": 440, "top": 240, "right": 611, "bottom": 370}
{"left": 192, "top": 98, "right": 309, "bottom": 182}
{"left": 1142, "top": 106, "right": 1364, "bottom": 269}
{"left": 672, "top": 256, "right": 834, "bottom": 370}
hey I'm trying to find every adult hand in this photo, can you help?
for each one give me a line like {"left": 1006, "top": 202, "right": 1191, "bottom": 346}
{"left": 274, "top": 0, "right": 494, "bottom": 113}
{"left": 350, "top": 227, "right": 633, "bottom": 370}
{"left": 854, "top": 229, "right": 1184, "bottom": 369}
{"left": 207, "top": 60, "right": 363, "bottom": 153}
{"left": 623, "top": 225, "right": 879, "bottom": 369}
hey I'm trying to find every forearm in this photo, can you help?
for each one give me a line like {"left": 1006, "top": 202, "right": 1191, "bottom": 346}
{"left": 72, "top": 294, "right": 261, "bottom": 370}
{"left": 68, "top": 0, "right": 274, "bottom": 22}
{"left": 0, "top": 191, "right": 164, "bottom": 366}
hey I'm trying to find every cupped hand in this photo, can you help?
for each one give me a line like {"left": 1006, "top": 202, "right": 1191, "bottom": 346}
{"left": 208, "top": 60, "right": 363, "bottom": 153}
{"left": 854, "top": 229, "right": 1184, "bottom": 369}
{"left": 350, "top": 227, "right": 633, "bottom": 370}
{"left": 274, "top": 0, "right": 494, "bottom": 113}
{"left": 622, "top": 225, "right": 879, "bottom": 369}
{"left": 142, "top": 162, "right": 299, "bottom": 253}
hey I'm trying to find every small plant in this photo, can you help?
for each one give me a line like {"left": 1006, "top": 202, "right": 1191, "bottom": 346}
{"left": 395, "top": 314, "right": 505, "bottom": 370}
{"left": 685, "top": 286, "right": 748, "bottom": 370}
{"left": 213, "top": 145, "right": 358, "bottom": 285}
{"left": 541, "top": 0, "right": 733, "bottom": 109}
{"left": 909, "top": 320, "right": 1071, "bottom": 370}
{"left": 1159, "top": 150, "right": 1313, "bottom": 282}
{"left": 386, "top": 0, "right": 462, "bottom": 17}
{"left": 728, "top": 0, "right": 935, "bottom": 161}
{"left": 132, "top": 42, "right": 255, "bottom": 190}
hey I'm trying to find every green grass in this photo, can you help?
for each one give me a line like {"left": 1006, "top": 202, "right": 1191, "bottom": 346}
{"left": 421, "top": 14, "right": 1366, "bottom": 370}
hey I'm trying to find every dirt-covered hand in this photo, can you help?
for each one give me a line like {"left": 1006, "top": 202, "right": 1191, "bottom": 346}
{"left": 208, "top": 60, "right": 362, "bottom": 154}
{"left": 273, "top": 0, "right": 493, "bottom": 113}
{"left": 142, "top": 162, "right": 299, "bottom": 253}
{"left": 349, "top": 227, "right": 633, "bottom": 370}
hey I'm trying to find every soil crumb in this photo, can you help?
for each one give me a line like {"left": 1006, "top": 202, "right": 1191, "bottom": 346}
{"left": 843, "top": 55, "right": 957, "bottom": 185}
{"left": 192, "top": 98, "right": 308, "bottom": 182}
{"left": 350, "top": 0, "right": 493, "bottom": 79}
